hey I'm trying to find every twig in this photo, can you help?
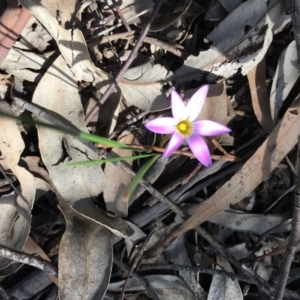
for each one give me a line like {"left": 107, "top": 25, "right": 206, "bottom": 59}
{"left": 263, "top": 185, "right": 296, "bottom": 214}
{"left": 84, "top": 0, "right": 164, "bottom": 125}
{"left": 119, "top": 225, "right": 157, "bottom": 300}
{"left": 111, "top": 0, "right": 131, "bottom": 32}
{"left": 97, "top": 143, "right": 240, "bottom": 161}
{"left": 286, "top": 155, "right": 298, "bottom": 176}
{"left": 0, "top": 244, "right": 57, "bottom": 277}
{"left": 273, "top": 136, "right": 300, "bottom": 300}
{"left": 113, "top": 256, "right": 159, "bottom": 300}
{"left": 87, "top": 8, "right": 152, "bottom": 41}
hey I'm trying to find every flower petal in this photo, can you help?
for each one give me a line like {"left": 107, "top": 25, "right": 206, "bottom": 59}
{"left": 186, "top": 85, "right": 209, "bottom": 121}
{"left": 193, "top": 120, "right": 231, "bottom": 136}
{"left": 187, "top": 135, "right": 212, "bottom": 167}
{"left": 162, "top": 132, "right": 184, "bottom": 158}
{"left": 171, "top": 90, "right": 187, "bottom": 121}
{"left": 145, "top": 117, "right": 176, "bottom": 134}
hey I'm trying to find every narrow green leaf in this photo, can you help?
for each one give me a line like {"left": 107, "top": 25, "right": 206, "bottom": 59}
{"left": 0, "top": 110, "right": 139, "bottom": 151}
{"left": 66, "top": 154, "right": 155, "bottom": 167}
{"left": 77, "top": 132, "right": 134, "bottom": 150}
{"left": 125, "top": 154, "right": 161, "bottom": 198}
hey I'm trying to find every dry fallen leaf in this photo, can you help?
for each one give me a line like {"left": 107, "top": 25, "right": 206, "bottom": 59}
{"left": 270, "top": 40, "right": 300, "bottom": 121}
{"left": 33, "top": 55, "right": 132, "bottom": 238}
{"left": 59, "top": 202, "right": 112, "bottom": 300}
{"left": 119, "top": 59, "right": 171, "bottom": 111}
{"left": 108, "top": 274, "right": 194, "bottom": 300}
{"left": 208, "top": 256, "right": 243, "bottom": 300}
{"left": 247, "top": 57, "right": 274, "bottom": 133}
{"left": 0, "top": 102, "right": 36, "bottom": 271}
{"left": 104, "top": 132, "right": 135, "bottom": 217}
{"left": 167, "top": 97, "right": 300, "bottom": 241}
{"left": 172, "top": 0, "right": 289, "bottom": 82}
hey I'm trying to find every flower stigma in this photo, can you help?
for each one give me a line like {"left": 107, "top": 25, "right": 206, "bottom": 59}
{"left": 176, "top": 120, "right": 192, "bottom": 137}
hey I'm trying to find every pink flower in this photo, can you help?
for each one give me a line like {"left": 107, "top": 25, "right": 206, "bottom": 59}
{"left": 145, "top": 85, "right": 231, "bottom": 167}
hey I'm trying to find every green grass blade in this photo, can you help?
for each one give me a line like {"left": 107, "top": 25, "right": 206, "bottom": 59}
{"left": 0, "top": 110, "right": 140, "bottom": 151}
{"left": 125, "top": 154, "right": 161, "bottom": 198}
{"left": 66, "top": 154, "right": 155, "bottom": 167}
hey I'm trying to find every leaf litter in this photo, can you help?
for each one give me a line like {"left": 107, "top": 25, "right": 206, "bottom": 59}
{"left": 0, "top": 0, "right": 300, "bottom": 299}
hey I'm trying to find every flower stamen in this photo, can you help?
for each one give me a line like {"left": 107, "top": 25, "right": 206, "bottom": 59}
{"left": 177, "top": 120, "right": 192, "bottom": 137}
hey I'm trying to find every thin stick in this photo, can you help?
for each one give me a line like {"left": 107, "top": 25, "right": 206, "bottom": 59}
{"left": 119, "top": 225, "right": 157, "bottom": 300}
{"left": 84, "top": 0, "right": 164, "bottom": 125}
{"left": 273, "top": 136, "right": 300, "bottom": 300}
{"left": 97, "top": 143, "right": 240, "bottom": 162}
{"left": 111, "top": 0, "right": 131, "bottom": 32}
{"left": 113, "top": 256, "right": 159, "bottom": 300}
{"left": 0, "top": 244, "right": 57, "bottom": 277}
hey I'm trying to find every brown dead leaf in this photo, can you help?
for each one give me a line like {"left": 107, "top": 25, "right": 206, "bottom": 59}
{"left": 247, "top": 57, "right": 274, "bottom": 133}
{"left": 104, "top": 132, "right": 135, "bottom": 217}
{"left": 58, "top": 202, "right": 112, "bottom": 300}
{"left": 166, "top": 99, "right": 300, "bottom": 242}
{"left": 0, "top": 102, "right": 36, "bottom": 271}
{"left": 23, "top": 236, "right": 58, "bottom": 286}
{"left": 194, "top": 82, "right": 234, "bottom": 124}
{"left": 21, "top": 172, "right": 113, "bottom": 299}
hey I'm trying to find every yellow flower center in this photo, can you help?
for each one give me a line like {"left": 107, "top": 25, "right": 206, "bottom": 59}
{"left": 176, "top": 120, "right": 192, "bottom": 137}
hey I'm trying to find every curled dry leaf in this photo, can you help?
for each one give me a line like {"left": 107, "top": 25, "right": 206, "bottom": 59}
{"left": 108, "top": 274, "right": 194, "bottom": 300}
{"left": 172, "top": 0, "right": 289, "bottom": 82}
{"left": 0, "top": 102, "right": 35, "bottom": 271}
{"left": 33, "top": 55, "right": 132, "bottom": 238}
{"left": 18, "top": 0, "right": 113, "bottom": 85}
{"left": 247, "top": 57, "right": 274, "bottom": 133}
{"left": 14, "top": 16, "right": 52, "bottom": 51}
{"left": 209, "top": 210, "right": 291, "bottom": 234}
{"left": 207, "top": 256, "right": 243, "bottom": 300}
{"left": 0, "top": 48, "right": 50, "bottom": 82}
{"left": 59, "top": 203, "right": 112, "bottom": 300}
{"left": 103, "top": 132, "right": 135, "bottom": 217}
{"left": 120, "top": 60, "right": 171, "bottom": 111}
{"left": 191, "top": 82, "right": 234, "bottom": 125}
{"left": 270, "top": 41, "right": 300, "bottom": 121}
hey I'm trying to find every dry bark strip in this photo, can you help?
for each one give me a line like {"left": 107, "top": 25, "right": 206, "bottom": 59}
{"left": 166, "top": 101, "right": 300, "bottom": 243}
